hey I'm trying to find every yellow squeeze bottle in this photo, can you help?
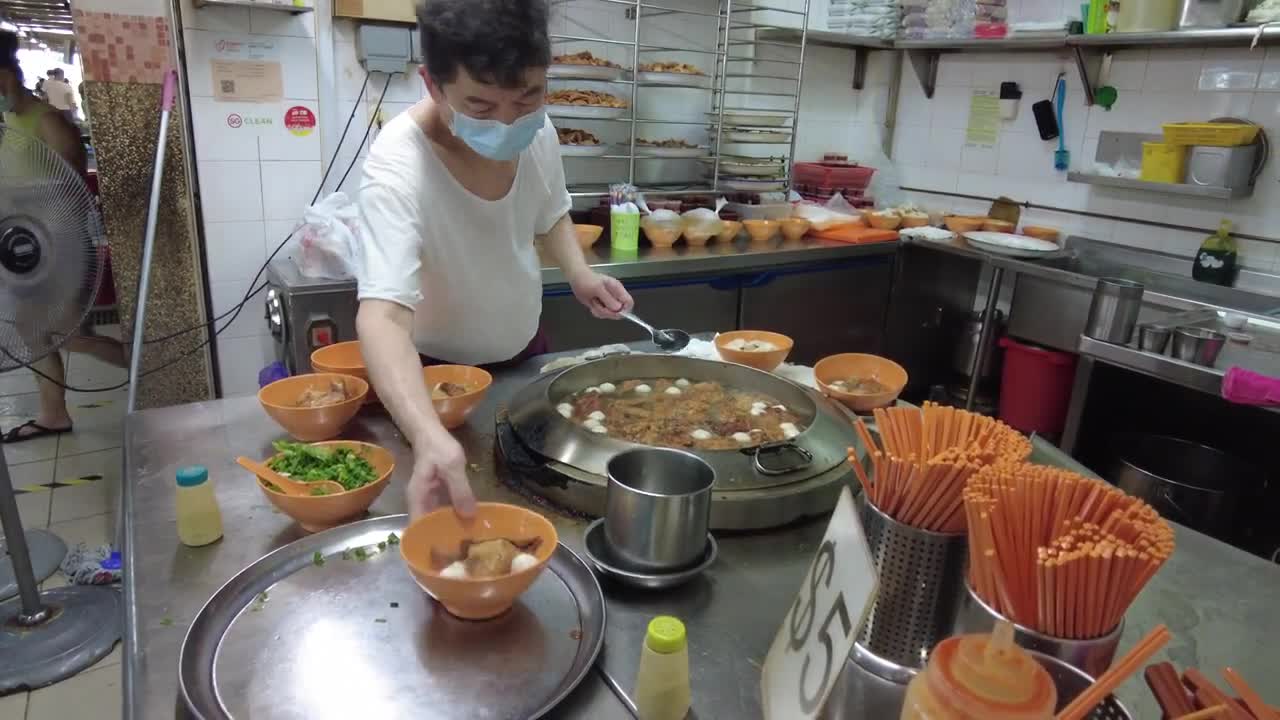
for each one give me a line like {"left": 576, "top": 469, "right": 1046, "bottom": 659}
{"left": 175, "top": 465, "right": 223, "bottom": 547}
{"left": 634, "top": 616, "right": 691, "bottom": 720}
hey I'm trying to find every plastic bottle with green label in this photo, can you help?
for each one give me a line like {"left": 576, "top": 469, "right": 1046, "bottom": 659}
{"left": 634, "top": 616, "right": 691, "bottom": 720}
{"left": 1192, "top": 219, "right": 1237, "bottom": 287}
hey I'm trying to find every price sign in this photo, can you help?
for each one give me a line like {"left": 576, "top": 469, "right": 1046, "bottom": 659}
{"left": 761, "top": 487, "right": 878, "bottom": 720}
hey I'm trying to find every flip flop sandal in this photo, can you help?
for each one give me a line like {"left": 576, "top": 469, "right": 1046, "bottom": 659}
{"left": 1, "top": 420, "right": 73, "bottom": 444}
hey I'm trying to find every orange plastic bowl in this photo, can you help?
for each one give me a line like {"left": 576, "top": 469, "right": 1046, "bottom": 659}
{"left": 253, "top": 440, "right": 395, "bottom": 533}
{"left": 714, "top": 330, "right": 794, "bottom": 372}
{"left": 575, "top": 224, "right": 604, "bottom": 249}
{"left": 311, "top": 341, "right": 377, "bottom": 404}
{"left": 258, "top": 373, "right": 368, "bottom": 442}
{"left": 423, "top": 365, "right": 493, "bottom": 430}
{"left": 780, "top": 217, "right": 812, "bottom": 241}
{"left": 944, "top": 216, "right": 987, "bottom": 233}
{"left": 900, "top": 214, "right": 930, "bottom": 228}
{"left": 401, "top": 502, "right": 559, "bottom": 620}
{"left": 743, "top": 219, "right": 778, "bottom": 243}
{"left": 684, "top": 229, "right": 716, "bottom": 246}
{"left": 814, "top": 353, "right": 908, "bottom": 412}
{"left": 642, "top": 224, "right": 682, "bottom": 248}
{"left": 716, "top": 220, "right": 742, "bottom": 242}
{"left": 1022, "top": 225, "right": 1061, "bottom": 242}
{"left": 867, "top": 213, "right": 902, "bottom": 230}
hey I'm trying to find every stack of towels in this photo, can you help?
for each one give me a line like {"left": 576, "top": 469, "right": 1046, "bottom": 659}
{"left": 828, "top": 0, "right": 900, "bottom": 38}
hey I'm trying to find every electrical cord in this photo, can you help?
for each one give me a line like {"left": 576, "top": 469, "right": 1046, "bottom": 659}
{"left": 13, "top": 72, "right": 397, "bottom": 394}
{"left": 144, "top": 72, "right": 375, "bottom": 347}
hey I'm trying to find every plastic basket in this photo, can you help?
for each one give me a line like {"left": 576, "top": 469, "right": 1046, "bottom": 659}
{"left": 1139, "top": 142, "right": 1187, "bottom": 183}
{"left": 1161, "top": 122, "right": 1259, "bottom": 147}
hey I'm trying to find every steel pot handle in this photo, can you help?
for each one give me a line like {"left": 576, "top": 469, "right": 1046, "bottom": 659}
{"left": 746, "top": 442, "right": 813, "bottom": 476}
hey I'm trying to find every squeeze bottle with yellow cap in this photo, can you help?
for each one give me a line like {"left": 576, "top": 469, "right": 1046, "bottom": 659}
{"left": 175, "top": 465, "right": 223, "bottom": 547}
{"left": 634, "top": 615, "right": 691, "bottom": 720}
{"left": 900, "top": 621, "right": 1056, "bottom": 720}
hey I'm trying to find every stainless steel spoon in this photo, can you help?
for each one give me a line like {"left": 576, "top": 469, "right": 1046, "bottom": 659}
{"left": 620, "top": 311, "right": 691, "bottom": 352}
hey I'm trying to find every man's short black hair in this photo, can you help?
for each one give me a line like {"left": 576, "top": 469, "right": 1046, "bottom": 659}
{"left": 416, "top": 0, "right": 551, "bottom": 89}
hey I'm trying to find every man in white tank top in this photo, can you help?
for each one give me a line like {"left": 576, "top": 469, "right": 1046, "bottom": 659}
{"left": 355, "top": 0, "right": 634, "bottom": 519}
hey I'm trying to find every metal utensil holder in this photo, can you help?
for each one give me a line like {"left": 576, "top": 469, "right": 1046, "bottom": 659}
{"left": 852, "top": 494, "right": 967, "bottom": 683}
{"left": 954, "top": 582, "right": 1123, "bottom": 679}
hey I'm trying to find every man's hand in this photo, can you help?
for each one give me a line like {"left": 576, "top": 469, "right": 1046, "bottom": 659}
{"left": 406, "top": 429, "right": 477, "bottom": 520}
{"left": 570, "top": 270, "right": 634, "bottom": 319}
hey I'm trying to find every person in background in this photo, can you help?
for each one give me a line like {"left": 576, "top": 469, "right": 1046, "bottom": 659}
{"left": 355, "top": 0, "right": 634, "bottom": 519}
{"left": 43, "top": 67, "right": 77, "bottom": 124}
{"left": 0, "top": 30, "right": 126, "bottom": 444}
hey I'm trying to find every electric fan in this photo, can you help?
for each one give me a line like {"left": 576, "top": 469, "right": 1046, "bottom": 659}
{"left": 0, "top": 124, "right": 122, "bottom": 690}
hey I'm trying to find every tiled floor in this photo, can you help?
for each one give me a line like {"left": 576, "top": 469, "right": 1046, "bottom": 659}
{"left": 2, "top": 348, "right": 127, "bottom": 720}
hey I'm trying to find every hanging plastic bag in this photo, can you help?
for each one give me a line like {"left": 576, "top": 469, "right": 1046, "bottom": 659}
{"left": 680, "top": 197, "right": 727, "bottom": 243}
{"left": 291, "top": 192, "right": 361, "bottom": 279}
{"left": 792, "top": 193, "right": 862, "bottom": 230}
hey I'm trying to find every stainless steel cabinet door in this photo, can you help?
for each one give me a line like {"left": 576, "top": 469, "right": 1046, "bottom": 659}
{"left": 739, "top": 257, "right": 894, "bottom": 365}
{"left": 541, "top": 278, "right": 739, "bottom": 352}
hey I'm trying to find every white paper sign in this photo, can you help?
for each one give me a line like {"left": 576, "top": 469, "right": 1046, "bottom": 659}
{"left": 761, "top": 487, "right": 878, "bottom": 720}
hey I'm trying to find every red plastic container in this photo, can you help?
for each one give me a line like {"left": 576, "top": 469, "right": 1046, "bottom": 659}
{"left": 794, "top": 162, "right": 876, "bottom": 189}
{"left": 997, "top": 336, "right": 1077, "bottom": 436}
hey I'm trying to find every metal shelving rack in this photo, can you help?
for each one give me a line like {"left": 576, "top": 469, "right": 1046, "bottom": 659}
{"left": 549, "top": 0, "right": 810, "bottom": 199}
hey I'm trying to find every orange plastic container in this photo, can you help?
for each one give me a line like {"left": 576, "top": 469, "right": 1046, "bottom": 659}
{"left": 901, "top": 623, "right": 1057, "bottom": 720}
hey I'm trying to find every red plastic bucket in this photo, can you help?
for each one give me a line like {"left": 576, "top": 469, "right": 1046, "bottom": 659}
{"left": 997, "top": 336, "right": 1078, "bottom": 436}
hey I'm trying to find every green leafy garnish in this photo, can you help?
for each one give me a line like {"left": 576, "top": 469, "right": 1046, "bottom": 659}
{"left": 377, "top": 541, "right": 387, "bottom": 551}
{"left": 386, "top": 533, "right": 400, "bottom": 546}
{"left": 354, "top": 547, "right": 369, "bottom": 561}
{"left": 267, "top": 441, "right": 377, "bottom": 492}
{"left": 159, "top": 617, "right": 174, "bottom": 627}
{"left": 313, "top": 551, "right": 325, "bottom": 567}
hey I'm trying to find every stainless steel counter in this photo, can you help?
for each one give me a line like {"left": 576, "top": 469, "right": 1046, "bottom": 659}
{"left": 539, "top": 237, "right": 897, "bottom": 285}
{"left": 124, "top": 349, "right": 1280, "bottom": 719}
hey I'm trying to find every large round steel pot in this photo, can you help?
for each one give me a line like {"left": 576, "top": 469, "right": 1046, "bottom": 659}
{"left": 1109, "top": 433, "right": 1259, "bottom": 542}
{"left": 501, "top": 354, "right": 860, "bottom": 530}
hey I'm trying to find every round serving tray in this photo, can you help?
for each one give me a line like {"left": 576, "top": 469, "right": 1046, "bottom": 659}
{"left": 179, "top": 515, "right": 605, "bottom": 720}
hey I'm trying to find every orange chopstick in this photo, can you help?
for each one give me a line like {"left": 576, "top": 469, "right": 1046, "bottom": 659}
{"left": 1222, "top": 667, "right": 1279, "bottom": 720}
{"left": 1056, "top": 624, "right": 1172, "bottom": 720}
{"left": 1176, "top": 706, "right": 1228, "bottom": 720}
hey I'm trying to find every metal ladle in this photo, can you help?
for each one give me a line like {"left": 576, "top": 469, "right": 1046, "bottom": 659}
{"left": 620, "top": 311, "right": 691, "bottom": 352}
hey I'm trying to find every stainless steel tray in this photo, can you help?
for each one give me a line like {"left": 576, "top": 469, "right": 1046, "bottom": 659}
{"left": 179, "top": 515, "right": 606, "bottom": 720}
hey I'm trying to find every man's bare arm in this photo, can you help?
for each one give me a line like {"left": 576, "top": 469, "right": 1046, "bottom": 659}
{"left": 356, "top": 299, "right": 445, "bottom": 443}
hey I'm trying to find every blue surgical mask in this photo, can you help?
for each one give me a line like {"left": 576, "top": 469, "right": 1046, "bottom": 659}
{"left": 447, "top": 102, "right": 545, "bottom": 161}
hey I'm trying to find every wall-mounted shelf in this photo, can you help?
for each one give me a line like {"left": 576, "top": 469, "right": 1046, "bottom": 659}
{"left": 756, "top": 28, "right": 892, "bottom": 90}
{"left": 1066, "top": 172, "right": 1250, "bottom": 199}
{"left": 194, "top": 0, "right": 313, "bottom": 12}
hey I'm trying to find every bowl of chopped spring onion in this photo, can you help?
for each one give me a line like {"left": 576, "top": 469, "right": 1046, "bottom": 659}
{"left": 253, "top": 440, "right": 395, "bottom": 532}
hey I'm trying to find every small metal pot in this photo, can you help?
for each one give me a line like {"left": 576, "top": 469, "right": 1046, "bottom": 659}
{"left": 604, "top": 448, "right": 714, "bottom": 571}
{"left": 1170, "top": 326, "right": 1226, "bottom": 366}
{"left": 1084, "top": 278, "right": 1144, "bottom": 345}
{"left": 1137, "top": 324, "right": 1171, "bottom": 354}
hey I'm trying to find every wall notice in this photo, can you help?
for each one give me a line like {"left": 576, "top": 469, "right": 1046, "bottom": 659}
{"left": 965, "top": 90, "right": 1000, "bottom": 148}
{"left": 210, "top": 36, "right": 283, "bottom": 103}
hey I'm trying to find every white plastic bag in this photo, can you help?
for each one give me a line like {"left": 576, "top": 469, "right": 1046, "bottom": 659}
{"left": 291, "top": 192, "right": 361, "bottom": 279}
{"left": 793, "top": 193, "right": 862, "bottom": 230}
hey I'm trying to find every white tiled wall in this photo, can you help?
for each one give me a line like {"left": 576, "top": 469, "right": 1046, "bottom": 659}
{"left": 881, "top": 45, "right": 1280, "bottom": 273}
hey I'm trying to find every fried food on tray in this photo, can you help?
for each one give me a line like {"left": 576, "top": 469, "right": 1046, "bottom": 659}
{"left": 552, "top": 50, "right": 621, "bottom": 69}
{"left": 432, "top": 537, "right": 544, "bottom": 579}
{"left": 637, "top": 138, "right": 697, "bottom": 148}
{"left": 296, "top": 379, "right": 348, "bottom": 408}
{"left": 430, "top": 381, "right": 472, "bottom": 400}
{"left": 557, "top": 127, "right": 601, "bottom": 146}
{"left": 546, "top": 89, "right": 629, "bottom": 108}
{"left": 639, "top": 61, "right": 704, "bottom": 75}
